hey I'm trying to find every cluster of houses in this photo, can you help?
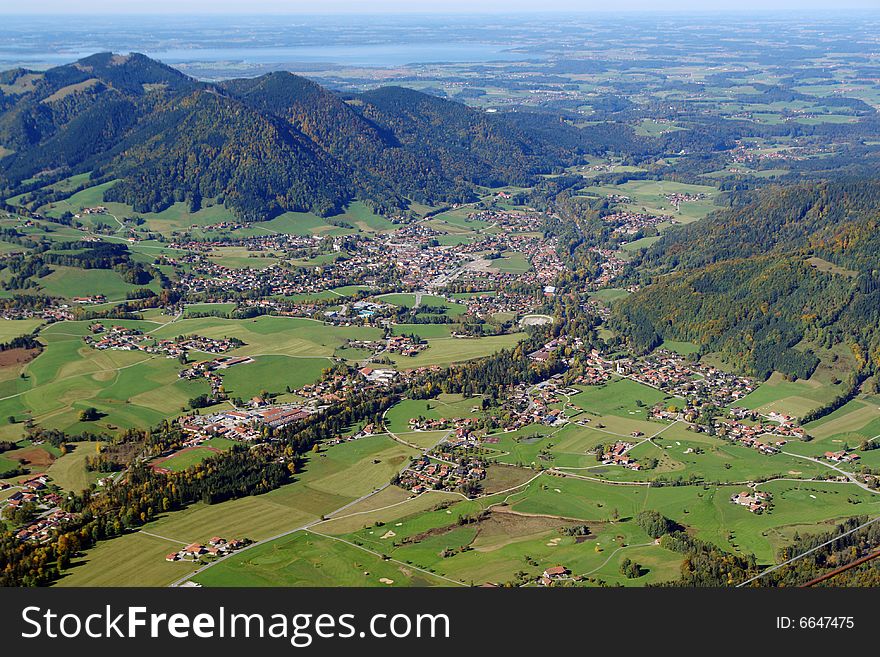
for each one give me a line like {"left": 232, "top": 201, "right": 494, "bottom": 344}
{"left": 589, "top": 247, "right": 627, "bottom": 288}
{"left": 295, "top": 365, "right": 438, "bottom": 408}
{"left": 730, "top": 490, "right": 772, "bottom": 514}
{"left": 158, "top": 206, "right": 561, "bottom": 332}
{"left": 614, "top": 350, "right": 756, "bottom": 407}
{"left": 172, "top": 250, "right": 366, "bottom": 300}
{"left": 497, "top": 375, "right": 580, "bottom": 433}
{"left": 73, "top": 206, "right": 108, "bottom": 218}
{"left": 599, "top": 442, "right": 641, "bottom": 470}
{"left": 2, "top": 475, "right": 76, "bottom": 543}
{"left": 13, "top": 509, "right": 79, "bottom": 543}
{"left": 86, "top": 324, "right": 239, "bottom": 359}
{"left": 464, "top": 290, "right": 535, "bottom": 319}
{"left": 664, "top": 192, "right": 707, "bottom": 211}
{"left": 467, "top": 209, "right": 545, "bottom": 232}
{"left": 165, "top": 536, "right": 250, "bottom": 562}
{"left": 0, "top": 304, "right": 74, "bottom": 322}
{"left": 578, "top": 349, "right": 616, "bottom": 385}
{"left": 398, "top": 449, "right": 486, "bottom": 495}
{"left": 716, "top": 421, "right": 799, "bottom": 453}
{"left": 602, "top": 211, "right": 673, "bottom": 236}
{"left": 385, "top": 335, "right": 427, "bottom": 357}
{"left": 178, "top": 402, "right": 315, "bottom": 442}
{"left": 824, "top": 449, "right": 861, "bottom": 464}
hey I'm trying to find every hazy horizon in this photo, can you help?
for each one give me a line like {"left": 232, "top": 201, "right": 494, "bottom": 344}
{"left": 4, "top": 1, "right": 880, "bottom": 15}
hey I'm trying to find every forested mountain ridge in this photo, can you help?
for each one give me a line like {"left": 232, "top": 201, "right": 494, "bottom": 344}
{"left": 636, "top": 180, "right": 880, "bottom": 273}
{"left": 0, "top": 53, "right": 608, "bottom": 220}
{"left": 612, "top": 180, "right": 880, "bottom": 383}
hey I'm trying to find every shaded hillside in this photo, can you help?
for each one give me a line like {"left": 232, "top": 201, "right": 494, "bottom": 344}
{"left": 612, "top": 181, "right": 880, "bottom": 381}
{"left": 0, "top": 52, "right": 615, "bottom": 220}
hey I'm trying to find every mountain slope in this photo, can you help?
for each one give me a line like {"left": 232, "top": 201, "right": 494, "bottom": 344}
{"left": 0, "top": 52, "right": 598, "bottom": 220}
{"left": 612, "top": 180, "right": 880, "bottom": 381}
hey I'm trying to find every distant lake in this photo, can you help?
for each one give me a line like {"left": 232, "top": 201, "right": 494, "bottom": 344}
{"left": 148, "top": 43, "right": 529, "bottom": 66}
{"left": 0, "top": 42, "right": 531, "bottom": 69}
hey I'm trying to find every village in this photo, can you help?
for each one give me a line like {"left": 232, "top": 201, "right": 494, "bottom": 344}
{"left": 602, "top": 210, "right": 674, "bottom": 236}
{"left": 1, "top": 474, "right": 78, "bottom": 544}
{"left": 85, "top": 324, "right": 241, "bottom": 358}
{"left": 396, "top": 441, "right": 487, "bottom": 495}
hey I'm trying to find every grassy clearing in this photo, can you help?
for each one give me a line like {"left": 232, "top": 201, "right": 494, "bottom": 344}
{"left": 221, "top": 355, "right": 330, "bottom": 399}
{"left": 0, "top": 319, "right": 43, "bottom": 341}
{"left": 659, "top": 340, "right": 700, "bottom": 355}
{"left": 572, "top": 379, "right": 669, "bottom": 419}
{"left": 389, "top": 333, "right": 525, "bottom": 368}
{"left": 57, "top": 434, "right": 418, "bottom": 586}
{"left": 45, "top": 441, "right": 103, "bottom": 492}
{"left": 192, "top": 530, "right": 449, "bottom": 587}
{"left": 157, "top": 447, "right": 223, "bottom": 472}
{"left": 37, "top": 266, "right": 162, "bottom": 300}
{"left": 737, "top": 372, "right": 844, "bottom": 417}
{"left": 384, "top": 394, "right": 483, "bottom": 432}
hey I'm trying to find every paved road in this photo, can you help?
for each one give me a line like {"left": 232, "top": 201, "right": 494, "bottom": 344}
{"left": 169, "top": 413, "right": 448, "bottom": 587}
{"left": 782, "top": 450, "right": 878, "bottom": 494}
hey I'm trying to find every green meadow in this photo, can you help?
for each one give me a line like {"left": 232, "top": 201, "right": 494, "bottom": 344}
{"left": 221, "top": 355, "right": 330, "bottom": 399}
{"left": 192, "top": 530, "right": 450, "bottom": 587}
{"left": 389, "top": 333, "right": 525, "bottom": 368}
{"left": 57, "top": 434, "right": 419, "bottom": 586}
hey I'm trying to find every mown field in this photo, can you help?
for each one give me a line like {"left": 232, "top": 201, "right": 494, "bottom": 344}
{"left": 55, "top": 434, "right": 418, "bottom": 586}
{"left": 389, "top": 333, "right": 525, "bottom": 368}
{"left": 383, "top": 394, "right": 483, "bottom": 432}
{"left": 192, "top": 530, "right": 451, "bottom": 587}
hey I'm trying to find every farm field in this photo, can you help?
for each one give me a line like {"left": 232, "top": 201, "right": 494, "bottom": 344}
{"left": 192, "top": 530, "right": 451, "bottom": 587}
{"left": 390, "top": 323, "right": 453, "bottom": 338}
{"left": 737, "top": 372, "right": 845, "bottom": 417}
{"left": 389, "top": 333, "right": 525, "bottom": 368}
{"left": 45, "top": 441, "right": 105, "bottom": 492}
{"left": 384, "top": 394, "right": 483, "bottom": 432}
{"left": 39, "top": 265, "right": 162, "bottom": 300}
{"left": 56, "top": 434, "right": 418, "bottom": 586}
{"left": 578, "top": 179, "right": 719, "bottom": 223}
{"left": 659, "top": 340, "right": 700, "bottom": 355}
{"left": 150, "top": 316, "right": 382, "bottom": 356}
{"left": 0, "top": 320, "right": 211, "bottom": 435}
{"left": 1, "top": 315, "right": 376, "bottom": 436}
{"left": 220, "top": 355, "right": 330, "bottom": 399}
{"left": 572, "top": 379, "right": 670, "bottom": 419}
{"left": 154, "top": 446, "right": 226, "bottom": 472}
{"left": 0, "top": 319, "right": 43, "bottom": 341}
